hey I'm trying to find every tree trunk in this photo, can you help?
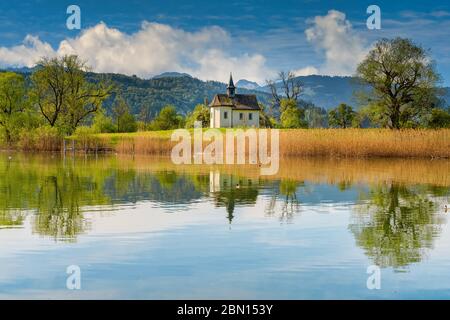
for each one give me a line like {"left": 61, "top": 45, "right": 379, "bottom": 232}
{"left": 390, "top": 104, "right": 401, "bottom": 129}
{"left": 5, "top": 129, "right": 11, "bottom": 146}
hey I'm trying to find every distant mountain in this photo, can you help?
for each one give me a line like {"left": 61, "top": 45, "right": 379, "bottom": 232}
{"left": 2, "top": 66, "right": 35, "bottom": 74}
{"left": 2, "top": 68, "right": 449, "bottom": 116}
{"left": 0, "top": 68, "right": 272, "bottom": 117}
{"left": 236, "top": 79, "right": 260, "bottom": 90}
{"left": 261, "top": 75, "right": 450, "bottom": 110}
{"left": 444, "top": 87, "right": 450, "bottom": 106}
{"left": 259, "top": 75, "right": 369, "bottom": 110}
{"left": 152, "top": 72, "right": 192, "bottom": 79}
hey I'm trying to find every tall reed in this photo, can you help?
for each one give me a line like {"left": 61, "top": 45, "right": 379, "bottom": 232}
{"left": 109, "top": 129, "right": 450, "bottom": 159}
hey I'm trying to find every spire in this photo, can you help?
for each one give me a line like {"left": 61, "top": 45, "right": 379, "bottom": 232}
{"left": 227, "top": 72, "right": 236, "bottom": 97}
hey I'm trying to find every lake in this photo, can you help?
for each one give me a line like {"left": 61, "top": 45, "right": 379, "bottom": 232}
{"left": 0, "top": 153, "right": 449, "bottom": 299}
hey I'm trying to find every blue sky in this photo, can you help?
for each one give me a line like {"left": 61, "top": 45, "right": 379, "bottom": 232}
{"left": 0, "top": 0, "right": 449, "bottom": 85}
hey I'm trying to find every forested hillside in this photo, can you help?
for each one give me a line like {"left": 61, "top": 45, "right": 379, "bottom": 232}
{"left": 86, "top": 73, "right": 272, "bottom": 118}
{"left": 5, "top": 67, "right": 448, "bottom": 118}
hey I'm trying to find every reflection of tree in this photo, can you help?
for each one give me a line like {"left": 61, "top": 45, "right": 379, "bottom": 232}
{"left": 350, "top": 183, "right": 447, "bottom": 268}
{"left": 155, "top": 171, "right": 178, "bottom": 190}
{"left": 33, "top": 176, "right": 89, "bottom": 242}
{"left": 279, "top": 180, "right": 301, "bottom": 219}
{"left": 0, "top": 210, "right": 24, "bottom": 228}
{"left": 0, "top": 160, "right": 26, "bottom": 228}
{"left": 102, "top": 169, "right": 206, "bottom": 205}
{"left": 265, "top": 179, "right": 302, "bottom": 221}
{"left": 0, "top": 156, "right": 214, "bottom": 240}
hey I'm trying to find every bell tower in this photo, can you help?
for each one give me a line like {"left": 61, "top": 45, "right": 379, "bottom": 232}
{"left": 226, "top": 73, "right": 236, "bottom": 98}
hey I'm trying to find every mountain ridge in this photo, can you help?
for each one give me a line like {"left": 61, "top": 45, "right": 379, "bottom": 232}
{"left": 2, "top": 67, "right": 449, "bottom": 116}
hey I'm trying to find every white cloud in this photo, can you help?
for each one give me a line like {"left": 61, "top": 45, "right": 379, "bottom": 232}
{"left": 0, "top": 21, "right": 273, "bottom": 83}
{"left": 304, "top": 10, "right": 369, "bottom": 76}
{"left": 0, "top": 35, "right": 56, "bottom": 68}
{"left": 430, "top": 10, "right": 450, "bottom": 18}
{"left": 293, "top": 66, "right": 319, "bottom": 76}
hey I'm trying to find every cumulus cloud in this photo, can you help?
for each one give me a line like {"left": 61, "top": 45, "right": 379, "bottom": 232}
{"left": 304, "top": 10, "right": 369, "bottom": 76}
{"left": 0, "top": 35, "right": 55, "bottom": 68}
{"left": 0, "top": 21, "right": 273, "bottom": 83}
{"left": 293, "top": 66, "right": 319, "bottom": 76}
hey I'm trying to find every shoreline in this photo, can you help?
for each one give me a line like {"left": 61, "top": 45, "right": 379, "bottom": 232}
{"left": 1, "top": 128, "right": 449, "bottom": 159}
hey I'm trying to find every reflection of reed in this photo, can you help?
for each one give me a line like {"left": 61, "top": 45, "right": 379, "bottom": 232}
{"left": 110, "top": 155, "right": 450, "bottom": 187}
{"left": 1, "top": 153, "right": 449, "bottom": 241}
{"left": 6, "top": 153, "right": 448, "bottom": 186}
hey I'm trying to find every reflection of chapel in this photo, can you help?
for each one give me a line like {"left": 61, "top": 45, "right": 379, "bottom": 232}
{"left": 209, "top": 171, "right": 259, "bottom": 223}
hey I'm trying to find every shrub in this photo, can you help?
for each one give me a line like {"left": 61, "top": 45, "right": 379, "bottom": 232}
{"left": 73, "top": 126, "right": 102, "bottom": 152}
{"left": 92, "top": 111, "right": 117, "bottom": 133}
{"left": 18, "top": 126, "right": 63, "bottom": 151}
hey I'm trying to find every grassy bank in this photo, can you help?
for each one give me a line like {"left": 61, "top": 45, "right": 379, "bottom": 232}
{"left": 2, "top": 129, "right": 449, "bottom": 158}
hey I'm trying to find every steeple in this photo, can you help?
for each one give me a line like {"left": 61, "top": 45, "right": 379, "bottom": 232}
{"left": 227, "top": 73, "right": 236, "bottom": 97}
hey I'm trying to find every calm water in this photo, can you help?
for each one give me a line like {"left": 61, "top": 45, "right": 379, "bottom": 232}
{"left": 0, "top": 153, "right": 449, "bottom": 299}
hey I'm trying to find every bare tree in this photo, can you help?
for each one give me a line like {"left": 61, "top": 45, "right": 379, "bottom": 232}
{"left": 266, "top": 71, "right": 303, "bottom": 106}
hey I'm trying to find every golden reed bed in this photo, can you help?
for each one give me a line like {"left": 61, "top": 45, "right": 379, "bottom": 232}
{"left": 4, "top": 128, "right": 448, "bottom": 158}
{"left": 110, "top": 129, "right": 450, "bottom": 159}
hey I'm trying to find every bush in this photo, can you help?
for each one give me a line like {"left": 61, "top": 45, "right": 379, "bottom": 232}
{"left": 118, "top": 113, "right": 138, "bottom": 132}
{"left": 18, "top": 126, "right": 63, "bottom": 151}
{"left": 428, "top": 108, "right": 450, "bottom": 128}
{"left": 136, "top": 121, "right": 148, "bottom": 132}
{"left": 149, "top": 105, "right": 183, "bottom": 130}
{"left": 73, "top": 126, "right": 102, "bottom": 151}
{"left": 280, "top": 99, "right": 307, "bottom": 128}
{"left": 92, "top": 111, "right": 117, "bottom": 133}
{"left": 185, "top": 104, "right": 210, "bottom": 128}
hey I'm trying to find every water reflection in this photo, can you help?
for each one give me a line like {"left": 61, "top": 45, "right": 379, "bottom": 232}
{"left": 0, "top": 153, "right": 449, "bottom": 269}
{"left": 350, "top": 183, "right": 448, "bottom": 269}
{"left": 265, "top": 180, "right": 302, "bottom": 222}
{"left": 33, "top": 175, "right": 88, "bottom": 240}
{"left": 209, "top": 171, "right": 260, "bottom": 223}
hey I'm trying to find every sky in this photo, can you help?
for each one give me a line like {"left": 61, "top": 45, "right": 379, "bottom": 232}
{"left": 0, "top": 0, "right": 449, "bottom": 85}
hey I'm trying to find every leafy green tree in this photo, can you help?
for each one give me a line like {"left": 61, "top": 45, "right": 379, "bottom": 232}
{"left": 92, "top": 109, "right": 116, "bottom": 133}
{"left": 31, "top": 55, "right": 111, "bottom": 134}
{"left": 0, "top": 72, "right": 28, "bottom": 143}
{"left": 185, "top": 104, "right": 210, "bottom": 128}
{"left": 280, "top": 99, "right": 307, "bottom": 128}
{"left": 149, "top": 105, "right": 183, "bottom": 130}
{"left": 119, "top": 113, "right": 138, "bottom": 132}
{"left": 112, "top": 96, "right": 137, "bottom": 132}
{"left": 356, "top": 38, "right": 440, "bottom": 129}
{"left": 427, "top": 108, "right": 450, "bottom": 128}
{"left": 328, "top": 103, "right": 356, "bottom": 128}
